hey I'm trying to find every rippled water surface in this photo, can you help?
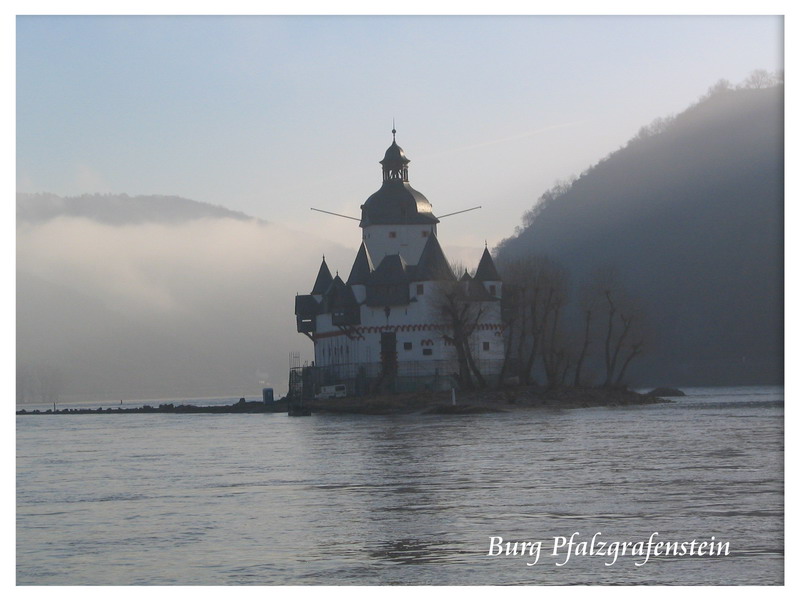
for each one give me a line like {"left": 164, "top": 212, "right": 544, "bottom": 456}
{"left": 17, "top": 387, "right": 783, "bottom": 585}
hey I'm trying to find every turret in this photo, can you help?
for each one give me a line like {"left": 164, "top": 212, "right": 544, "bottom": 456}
{"left": 346, "top": 242, "right": 374, "bottom": 303}
{"left": 474, "top": 245, "right": 502, "bottom": 298}
{"left": 311, "top": 256, "right": 333, "bottom": 300}
{"left": 359, "top": 130, "right": 439, "bottom": 264}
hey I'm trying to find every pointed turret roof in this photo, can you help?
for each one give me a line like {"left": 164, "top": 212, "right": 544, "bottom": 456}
{"left": 311, "top": 256, "right": 333, "bottom": 295}
{"left": 413, "top": 234, "right": 455, "bottom": 281}
{"left": 346, "top": 242, "right": 374, "bottom": 286}
{"left": 326, "top": 275, "right": 358, "bottom": 307}
{"left": 324, "top": 273, "right": 346, "bottom": 295}
{"left": 460, "top": 269, "right": 472, "bottom": 282}
{"left": 465, "top": 279, "right": 496, "bottom": 301}
{"left": 370, "top": 254, "right": 409, "bottom": 285}
{"left": 474, "top": 246, "right": 501, "bottom": 281}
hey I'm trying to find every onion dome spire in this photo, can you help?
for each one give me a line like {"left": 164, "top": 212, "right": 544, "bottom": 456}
{"left": 380, "top": 126, "right": 410, "bottom": 182}
{"left": 360, "top": 129, "right": 438, "bottom": 227}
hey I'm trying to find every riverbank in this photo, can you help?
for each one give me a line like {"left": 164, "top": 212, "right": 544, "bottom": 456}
{"left": 16, "top": 397, "right": 286, "bottom": 415}
{"left": 16, "top": 387, "right": 669, "bottom": 416}
{"left": 307, "top": 386, "right": 670, "bottom": 415}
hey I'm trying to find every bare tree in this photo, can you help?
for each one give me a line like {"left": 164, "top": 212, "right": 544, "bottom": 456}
{"left": 704, "top": 78, "right": 732, "bottom": 100}
{"left": 520, "top": 179, "right": 577, "bottom": 229}
{"left": 497, "top": 255, "right": 569, "bottom": 386}
{"left": 573, "top": 278, "right": 601, "bottom": 387}
{"left": 495, "top": 258, "right": 527, "bottom": 382}
{"left": 740, "top": 69, "right": 775, "bottom": 89}
{"left": 433, "top": 280, "right": 487, "bottom": 390}
{"left": 540, "top": 267, "right": 571, "bottom": 389}
{"left": 591, "top": 268, "right": 646, "bottom": 388}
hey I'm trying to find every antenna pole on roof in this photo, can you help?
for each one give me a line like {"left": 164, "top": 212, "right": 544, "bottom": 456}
{"left": 310, "top": 208, "right": 360, "bottom": 221}
{"left": 438, "top": 206, "right": 482, "bottom": 219}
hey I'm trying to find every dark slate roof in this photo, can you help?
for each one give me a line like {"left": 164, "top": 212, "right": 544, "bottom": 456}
{"left": 460, "top": 269, "right": 472, "bottom": 282}
{"left": 380, "top": 141, "right": 410, "bottom": 165}
{"left": 346, "top": 242, "right": 374, "bottom": 286}
{"left": 474, "top": 246, "right": 501, "bottom": 282}
{"left": 311, "top": 257, "right": 333, "bottom": 295}
{"left": 326, "top": 276, "right": 358, "bottom": 309}
{"left": 360, "top": 180, "right": 439, "bottom": 226}
{"left": 370, "top": 254, "right": 409, "bottom": 285}
{"left": 294, "top": 294, "right": 319, "bottom": 317}
{"left": 324, "top": 274, "right": 346, "bottom": 293}
{"left": 465, "top": 279, "right": 497, "bottom": 302}
{"left": 361, "top": 135, "right": 439, "bottom": 227}
{"left": 413, "top": 234, "right": 455, "bottom": 282}
{"left": 366, "top": 254, "right": 411, "bottom": 307}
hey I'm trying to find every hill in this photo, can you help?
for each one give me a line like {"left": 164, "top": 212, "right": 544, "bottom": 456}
{"left": 17, "top": 192, "right": 254, "bottom": 225}
{"left": 496, "top": 84, "right": 783, "bottom": 386}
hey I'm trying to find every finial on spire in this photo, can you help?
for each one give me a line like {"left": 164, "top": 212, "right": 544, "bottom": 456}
{"left": 392, "top": 118, "right": 396, "bottom": 142}
{"left": 485, "top": 240, "right": 488, "bottom": 248}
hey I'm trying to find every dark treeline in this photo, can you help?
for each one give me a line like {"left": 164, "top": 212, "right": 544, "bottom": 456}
{"left": 496, "top": 258, "right": 645, "bottom": 389}
{"left": 433, "top": 257, "right": 646, "bottom": 391}
{"left": 495, "top": 72, "right": 783, "bottom": 387}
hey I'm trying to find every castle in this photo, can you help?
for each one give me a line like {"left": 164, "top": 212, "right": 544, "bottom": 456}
{"left": 293, "top": 131, "right": 504, "bottom": 396}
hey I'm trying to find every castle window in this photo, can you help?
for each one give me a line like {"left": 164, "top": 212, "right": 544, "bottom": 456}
{"left": 421, "top": 230, "right": 429, "bottom": 238}
{"left": 389, "top": 231, "right": 397, "bottom": 238}
{"left": 489, "top": 285, "right": 497, "bottom": 295}
{"left": 483, "top": 342, "right": 490, "bottom": 351}
{"left": 416, "top": 284, "right": 424, "bottom": 295}
{"left": 423, "top": 348, "right": 433, "bottom": 356}
{"left": 404, "top": 342, "right": 412, "bottom": 351}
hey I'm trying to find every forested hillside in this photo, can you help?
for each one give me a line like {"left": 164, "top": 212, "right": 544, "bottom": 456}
{"left": 496, "top": 82, "right": 783, "bottom": 385}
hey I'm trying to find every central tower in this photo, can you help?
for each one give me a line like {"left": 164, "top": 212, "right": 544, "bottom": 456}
{"left": 359, "top": 130, "right": 440, "bottom": 265}
{"left": 294, "top": 130, "right": 504, "bottom": 397}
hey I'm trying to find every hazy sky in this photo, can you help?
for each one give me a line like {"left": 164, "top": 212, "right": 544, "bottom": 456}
{"left": 16, "top": 14, "right": 783, "bottom": 252}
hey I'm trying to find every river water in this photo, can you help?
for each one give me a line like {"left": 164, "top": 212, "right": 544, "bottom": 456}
{"left": 16, "top": 386, "right": 783, "bottom": 585}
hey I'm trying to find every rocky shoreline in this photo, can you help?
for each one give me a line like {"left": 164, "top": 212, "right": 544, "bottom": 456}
{"left": 16, "top": 387, "right": 670, "bottom": 416}
{"left": 306, "top": 386, "right": 671, "bottom": 415}
{"left": 16, "top": 397, "right": 286, "bottom": 416}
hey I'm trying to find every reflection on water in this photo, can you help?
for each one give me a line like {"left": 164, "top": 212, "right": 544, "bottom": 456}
{"left": 17, "top": 387, "right": 783, "bottom": 585}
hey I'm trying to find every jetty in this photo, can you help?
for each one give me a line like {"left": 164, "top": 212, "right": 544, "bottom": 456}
{"left": 16, "top": 397, "right": 287, "bottom": 416}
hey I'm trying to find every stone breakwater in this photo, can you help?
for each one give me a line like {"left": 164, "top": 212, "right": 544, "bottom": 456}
{"left": 17, "top": 387, "right": 670, "bottom": 416}
{"left": 16, "top": 398, "right": 286, "bottom": 416}
{"left": 307, "top": 386, "right": 671, "bottom": 415}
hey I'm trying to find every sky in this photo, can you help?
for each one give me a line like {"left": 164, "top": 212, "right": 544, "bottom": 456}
{"left": 5, "top": 8, "right": 797, "bottom": 592}
{"left": 10, "top": 8, "right": 789, "bottom": 401}
{"left": 16, "top": 14, "right": 784, "bottom": 254}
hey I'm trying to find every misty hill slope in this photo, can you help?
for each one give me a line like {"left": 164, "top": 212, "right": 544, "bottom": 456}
{"left": 497, "top": 85, "right": 783, "bottom": 386}
{"left": 17, "top": 192, "right": 255, "bottom": 225}
{"left": 16, "top": 193, "right": 356, "bottom": 401}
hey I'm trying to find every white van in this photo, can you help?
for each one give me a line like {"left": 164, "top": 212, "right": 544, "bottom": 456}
{"left": 316, "top": 384, "right": 347, "bottom": 399}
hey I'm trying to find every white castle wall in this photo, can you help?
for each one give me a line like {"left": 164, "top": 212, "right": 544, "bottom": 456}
{"left": 312, "top": 279, "right": 504, "bottom": 374}
{"left": 362, "top": 223, "right": 437, "bottom": 265}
